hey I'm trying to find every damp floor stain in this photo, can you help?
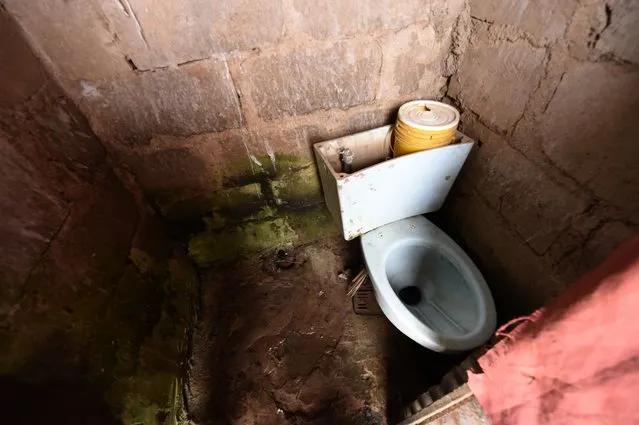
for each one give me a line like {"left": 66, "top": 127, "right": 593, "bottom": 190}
{"left": 187, "top": 236, "right": 462, "bottom": 425}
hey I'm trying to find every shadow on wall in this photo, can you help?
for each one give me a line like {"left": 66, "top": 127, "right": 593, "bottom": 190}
{"left": 384, "top": 327, "right": 466, "bottom": 423}
{"left": 0, "top": 377, "right": 122, "bottom": 425}
{"left": 0, "top": 332, "right": 122, "bottom": 425}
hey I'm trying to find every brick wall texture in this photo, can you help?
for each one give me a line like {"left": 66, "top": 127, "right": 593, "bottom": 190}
{"left": 443, "top": 0, "right": 639, "bottom": 317}
{"left": 3, "top": 0, "right": 466, "bottom": 195}
{"left": 0, "top": 9, "right": 195, "bottom": 424}
{"left": 4, "top": 0, "right": 639, "bottom": 319}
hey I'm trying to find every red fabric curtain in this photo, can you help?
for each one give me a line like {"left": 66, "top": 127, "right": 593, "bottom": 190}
{"left": 469, "top": 234, "right": 639, "bottom": 425}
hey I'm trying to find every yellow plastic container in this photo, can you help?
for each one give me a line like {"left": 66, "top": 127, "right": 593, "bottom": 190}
{"left": 393, "top": 100, "right": 460, "bottom": 157}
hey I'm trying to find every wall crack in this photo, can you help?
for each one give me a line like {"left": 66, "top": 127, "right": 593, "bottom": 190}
{"left": 470, "top": 15, "right": 494, "bottom": 25}
{"left": 19, "top": 207, "right": 72, "bottom": 299}
{"left": 120, "top": 0, "right": 149, "bottom": 48}
{"left": 588, "top": 4, "right": 612, "bottom": 49}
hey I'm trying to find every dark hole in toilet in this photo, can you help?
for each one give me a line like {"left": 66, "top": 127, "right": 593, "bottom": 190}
{"left": 398, "top": 285, "right": 422, "bottom": 305}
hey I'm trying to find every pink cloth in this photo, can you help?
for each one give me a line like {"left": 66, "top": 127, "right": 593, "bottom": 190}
{"left": 469, "top": 234, "right": 639, "bottom": 425}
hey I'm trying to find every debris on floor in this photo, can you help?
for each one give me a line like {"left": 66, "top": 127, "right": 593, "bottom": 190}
{"left": 347, "top": 268, "right": 369, "bottom": 297}
{"left": 187, "top": 237, "right": 464, "bottom": 425}
{"left": 353, "top": 280, "right": 383, "bottom": 316}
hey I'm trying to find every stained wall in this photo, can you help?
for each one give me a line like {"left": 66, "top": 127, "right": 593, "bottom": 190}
{"left": 442, "top": 0, "right": 639, "bottom": 317}
{"left": 0, "top": 9, "right": 196, "bottom": 425}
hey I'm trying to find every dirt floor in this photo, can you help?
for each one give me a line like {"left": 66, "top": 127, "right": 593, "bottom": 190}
{"left": 187, "top": 236, "right": 465, "bottom": 425}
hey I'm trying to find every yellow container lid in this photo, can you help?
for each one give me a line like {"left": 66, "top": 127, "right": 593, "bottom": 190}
{"left": 398, "top": 100, "right": 459, "bottom": 132}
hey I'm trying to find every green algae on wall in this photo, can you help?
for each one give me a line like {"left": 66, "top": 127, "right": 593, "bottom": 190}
{"left": 244, "top": 153, "right": 315, "bottom": 177}
{"left": 156, "top": 153, "right": 318, "bottom": 218}
{"left": 0, "top": 211, "right": 198, "bottom": 425}
{"left": 270, "top": 166, "right": 323, "bottom": 207}
{"left": 285, "top": 206, "right": 339, "bottom": 243}
{"left": 188, "top": 204, "right": 338, "bottom": 267}
{"left": 158, "top": 182, "right": 265, "bottom": 222}
{"left": 101, "top": 245, "right": 197, "bottom": 425}
{"left": 189, "top": 217, "right": 298, "bottom": 265}
{"left": 154, "top": 152, "right": 338, "bottom": 267}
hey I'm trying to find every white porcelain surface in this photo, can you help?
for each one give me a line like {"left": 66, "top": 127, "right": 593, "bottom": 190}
{"left": 361, "top": 215, "right": 496, "bottom": 352}
{"left": 314, "top": 125, "right": 474, "bottom": 240}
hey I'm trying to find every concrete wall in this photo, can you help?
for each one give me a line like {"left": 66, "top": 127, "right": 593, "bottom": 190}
{"left": 3, "top": 0, "right": 637, "bottom": 318}
{"left": 0, "top": 10, "right": 196, "bottom": 425}
{"left": 442, "top": 0, "right": 639, "bottom": 317}
{"left": 1, "top": 0, "right": 467, "bottom": 193}
{"left": 2, "top": 0, "right": 469, "bottom": 265}
{"left": 7, "top": 1, "right": 637, "bottom": 421}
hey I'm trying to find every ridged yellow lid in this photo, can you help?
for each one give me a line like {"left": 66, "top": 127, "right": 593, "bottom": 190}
{"left": 398, "top": 100, "right": 460, "bottom": 131}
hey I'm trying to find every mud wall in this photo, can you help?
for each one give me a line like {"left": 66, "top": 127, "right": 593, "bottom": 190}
{"left": 442, "top": 0, "right": 639, "bottom": 317}
{"left": 0, "top": 10, "right": 196, "bottom": 425}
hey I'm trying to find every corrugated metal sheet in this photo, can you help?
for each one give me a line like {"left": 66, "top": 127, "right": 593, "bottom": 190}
{"left": 397, "top": 346, "right": 492, "bottom": 425}
{"left": 397, "top": 385, "right": 490, "bottom": 425}
{"left": 428, "top": 396, "right": 490, "bottom": 425}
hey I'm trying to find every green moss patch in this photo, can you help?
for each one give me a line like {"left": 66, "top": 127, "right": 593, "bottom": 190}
{"left": 94, "top": 242, "right": 197, "bottom": 425}
{"left": 187, "top": 205, "right": 339, "bottom": 266}
{"left": 105, "top": 373, "right": 184, "bottom": 425}
{"left": 152, "top": 153, "right": 340, "bottom": 267}
{"left": 271, "top": 153, "right": 314, "bottom": 172}
{"left": 285, "top": 205, "right": 339, "bottom": 244}
{"left": 188, "top": 217, "right": 298, "bottom": 266}
{"left": 270, "top": 166, "right": 323, "bottom": 207}
{"left": 159, "top": 183, "right": 265, "bottom": 222}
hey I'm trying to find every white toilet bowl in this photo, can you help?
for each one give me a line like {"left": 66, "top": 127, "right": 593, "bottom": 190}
{"left": 361, "top": 215, "right": 496, "bottom": 352}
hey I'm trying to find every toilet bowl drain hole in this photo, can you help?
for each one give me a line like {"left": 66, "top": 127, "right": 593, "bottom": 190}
{"left": 398, "top": 286, "right": 422, "bottom": 306}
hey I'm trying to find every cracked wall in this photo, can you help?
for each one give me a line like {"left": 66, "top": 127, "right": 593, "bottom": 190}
{"left": 1, "top": 0, "right": 471, "bottom": 266}
{"left": 1, "top": 0, "right": 467, "bottom": 197}
{"left": 2, "top": 0, "right": 636, "bottom": 322}
{"left": 0, "top": 8, "right": 197, "bottom": 425}
{"left": 0, "top": 2, "right": 469, "bottom": 422}
{"left": 442, "top": 0, "right": 639, "bottom": 318}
